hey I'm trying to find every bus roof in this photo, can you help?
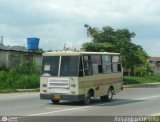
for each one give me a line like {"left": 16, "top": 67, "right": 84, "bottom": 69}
{"left": 43, "top": 51, "right": 120, "bottom": 56}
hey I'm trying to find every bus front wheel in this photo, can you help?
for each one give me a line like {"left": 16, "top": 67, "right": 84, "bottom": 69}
{"left": 83, "top": 92, "right": 91, "bottom": 105}
{"left": 51, "top": 99, "right": 60, "bottom": 104}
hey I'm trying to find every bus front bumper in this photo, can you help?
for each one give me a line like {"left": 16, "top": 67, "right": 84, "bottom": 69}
{"left": 40, "top": 93, "right": 85, "bottom": 101}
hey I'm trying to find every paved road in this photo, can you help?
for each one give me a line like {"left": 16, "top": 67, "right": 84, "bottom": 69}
{"left": 0, "top": 87, "right": 160, "bottom": 121}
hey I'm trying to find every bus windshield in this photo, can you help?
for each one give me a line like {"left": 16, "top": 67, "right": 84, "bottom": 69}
{"left": 60, "top": 56, "right": 79, "bottom": 76}
{"left": 41, "top": 56, "right": 59, "bottom": 76}
{"left": 41, "top": 56, "right": 79, "bottom": 77}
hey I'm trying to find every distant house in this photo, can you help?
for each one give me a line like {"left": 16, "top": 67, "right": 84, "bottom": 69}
{"left": 148, "top": 57, "right": 160, "bottom": 75}
{"left": 0, "top": 47, "right": 42, "bottom": 69}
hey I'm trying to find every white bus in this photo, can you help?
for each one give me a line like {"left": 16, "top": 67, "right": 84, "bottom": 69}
{"left": 40, "top": 51, "right": 123, "bottom": 104}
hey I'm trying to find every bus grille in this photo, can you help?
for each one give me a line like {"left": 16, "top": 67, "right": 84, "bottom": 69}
{"left": 48, "top": 78, "right": 70, "bottom": 94}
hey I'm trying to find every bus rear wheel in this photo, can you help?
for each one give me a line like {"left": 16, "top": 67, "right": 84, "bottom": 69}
{"left": 100, "top": 87, "right": 113, "bottom": 102}
{"left": 51, "top": 99, "right": 60, "bottom": 104}
{"left": 106, "top": 87, "right": 113, "bottom": 101}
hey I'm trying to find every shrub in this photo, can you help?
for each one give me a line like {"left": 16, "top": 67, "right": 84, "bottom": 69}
{"left": 0, "top": 62, "right": 40, "bottom": 90}
{"left": 0, "top": 64, "right": 7, "bottom": 71}
{"left": 133, "top": 64, "right": 153, "bottom": 77}
{"left": 133, "top": 67, "right": 146, "bottom": 76}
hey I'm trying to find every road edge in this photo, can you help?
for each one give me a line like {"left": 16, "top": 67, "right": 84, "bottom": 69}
{"left": 124, "top": 82, "right": 160, "bottom": 88}
{"left": 1, "top": 83, "right": 160, "bottom": 93}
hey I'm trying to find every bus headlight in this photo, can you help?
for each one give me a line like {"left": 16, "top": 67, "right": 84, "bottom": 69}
{"left": 42, "top": 84, "right": 47, "bottom": 87}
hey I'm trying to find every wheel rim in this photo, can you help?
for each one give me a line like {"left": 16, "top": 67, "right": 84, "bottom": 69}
{"left": 108, "top": 89, "right": 113, "bottom": 99}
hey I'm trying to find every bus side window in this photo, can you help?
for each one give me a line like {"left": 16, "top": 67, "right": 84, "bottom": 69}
{"left": 92, "top": 64, "right": 98, "bottom": 74}
{"left": 84, "top": 56, "right": 92, "bottom": 76}
{"left": 98, "top": 65, "right": 103, "bottom": 73}
{"left": 79, "top": 56, "right": 84, "bottom": 77}
{"left": 112, "top": 55, "right": 121, "bottom": 72}
{"left": 102, "top": 55, "right": 111, "bottom": 73}
{"left": 118, "top": 64, "right": 122, "bottom": 72}
{"left": 112, "top": 63, "right": 118, "bottom": 72}
{"left": 91, "top": 55, "right": 102, "bottom": 75}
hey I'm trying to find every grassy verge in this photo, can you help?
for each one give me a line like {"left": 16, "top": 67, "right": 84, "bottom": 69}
{"left": 0, "top": 88, "right": 40, "bottom": 93}
{"left": 124, "top": 75, "right": 160, "bottom": 85}
{"left": 0, "top": 89, "right": 17, "bottom": 93}
{"left": 0, "top": 65, "right": 40, "bottom": 92}
{"left": 139, "top": 116, "right": 160, "bottom": 122}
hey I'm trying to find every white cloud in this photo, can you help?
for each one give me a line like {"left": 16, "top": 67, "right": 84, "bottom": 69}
{"left": 0, "top": 0, "right": 160, "bottom": 55}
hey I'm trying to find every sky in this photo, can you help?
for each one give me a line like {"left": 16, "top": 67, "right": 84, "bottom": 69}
{"left": 0, "top": 0, "right": 160, "bottom": 56}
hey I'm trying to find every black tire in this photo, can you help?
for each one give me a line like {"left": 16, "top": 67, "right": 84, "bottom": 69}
{"left": 83, "top": 92, "right": 91, "bottom": 105}
{"left": 100, "top": 87, "right": 113, "bottom": 102}
{"left": 100, "top": 95, "right": 107, "bottom": 102}
{"left": 51, "top": 99, "right": 60, "bottom": 104}
{"left": 106, "top": 87, "right": 113, "bottom": 102}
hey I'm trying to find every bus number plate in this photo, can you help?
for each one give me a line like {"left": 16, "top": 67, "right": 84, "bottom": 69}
{"left": 53, "top": 95, "right": 60, "bottom": 100}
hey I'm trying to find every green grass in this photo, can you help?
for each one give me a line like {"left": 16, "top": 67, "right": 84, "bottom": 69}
{"left": 124, "top": 75, "right": 160, "bottom": 85}
{"left": 139, "top": 116, "right": 160, "bottom": 122}
{"left": 0, "top": 67, "right": 40, "bottom": 91}
{"left": 0, "top": 89, "right": 17, "bottom": 93}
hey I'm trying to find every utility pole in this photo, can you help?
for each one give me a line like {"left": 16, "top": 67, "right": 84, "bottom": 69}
{"left": 0, "top": 36, "right": 3, "bottom": 45}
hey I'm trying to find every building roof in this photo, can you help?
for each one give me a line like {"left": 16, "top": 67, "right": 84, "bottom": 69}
{"left": 0, "top": 45, "right": 27, "bottom": 51}
{"left": 43, "top": 51, "right": 120, "bottom": 56}
{"left": 0, "top": 46, "right": 42, "bottom": 54}
{"left": 149, "top": 57, "right": 160, "bottom": 61}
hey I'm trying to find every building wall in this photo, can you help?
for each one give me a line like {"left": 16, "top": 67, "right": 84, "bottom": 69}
{"left": 33, "top": 54, "right": 42, "bottom": 67}
{"left": 8, "top": 51, "right": 22, "bottom": 68}
{"left": 0, "top": 50, "right": 8, "bottom": 67}
{"left": 0, "top": 50, "right": 42, "bottom": 69}
{"left": 148, "top": 59, "right": 160, "bottom": 75}
{"left": 151, "top": 65, "right": 160, "bottom": 75}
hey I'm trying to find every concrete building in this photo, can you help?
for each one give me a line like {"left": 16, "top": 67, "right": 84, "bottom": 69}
{"left": 0, "top": 48, "right": 42, "bottom": 69}
{"left": 148, "top": 57, "right": 160, "bottom": 75}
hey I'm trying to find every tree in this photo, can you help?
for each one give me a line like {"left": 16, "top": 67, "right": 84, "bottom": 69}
{"left": 84, "top": 25, "right": 115, "bottom": 43}
{"left": 82, "top": 42, "right": 114, "bottom": 52}
{"left": 82, "top": 25, "right": 148, "bottom": 73}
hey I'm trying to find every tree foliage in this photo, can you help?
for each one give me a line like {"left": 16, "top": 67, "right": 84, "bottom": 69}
{"left": 82, "top": 42, "right": 114, "bottom": 52}
{"left": 83, "top": 24, "right": 148, "bottom": 72}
